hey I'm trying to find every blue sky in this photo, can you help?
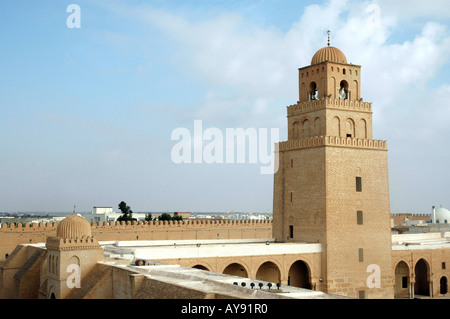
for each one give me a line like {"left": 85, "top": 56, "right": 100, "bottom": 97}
{"left": 1, "top": 0, "right": 450, "bottom": 214}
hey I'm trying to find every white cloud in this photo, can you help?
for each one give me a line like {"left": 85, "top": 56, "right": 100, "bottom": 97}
{"left": 377, "top": 0, "right": 450, "bottom": 20}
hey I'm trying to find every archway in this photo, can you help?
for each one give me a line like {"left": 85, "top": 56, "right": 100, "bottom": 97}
{"left": 414, "top": 259, "right": 430, "bottom": 297}
{"left": 331, "top": 116, "right": 340, "bottom": 137}
{"left": 314, "top": 117, "right": 321, "bottom": 136}
{"left": 309, "top": 82, "right": 318, "bottom": 101}
{"left": 339, "top": 80, "right": 349, "bottom": 99}
{"left": 440, "top": 276, "right": 448, "bottom": 295}
{"left": 256, "top": 261, "right": 281, "bottom": 284}
{"left": 223, "top": 263, "right": 248, "bottom": 278}
{"left": 293, "top": 122, "right": 300, "bottom": 140}
{"left": 302, "top": 119, "right": 311, "bottom": 139}
{"left": 48, "top": 286, "right": 56, "bottom": 299}
{"left": 394, "top": 261, "right": 410, "bottom": 298}
{"left": 192, "top": 264, "right": 209, "bottom": 271}
{"left": 358, "top": 119, "right": 367, "bottom": 139}
{"left": 288, "top": 260, "right": 311, "bottom": 289}
{"left": 345, "top": 118, "right": 355, "bottom": 138}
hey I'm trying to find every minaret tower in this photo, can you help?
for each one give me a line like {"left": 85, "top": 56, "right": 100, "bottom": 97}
{"left": 272, "top": 33, "right": 393, "bottom": 298}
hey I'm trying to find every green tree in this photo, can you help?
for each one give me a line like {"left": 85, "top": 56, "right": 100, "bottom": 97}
{"left": 172, "top": 215, "right": 183, "bottom": 221}
{"left": 145, "top": 213, "right": 153, "bottom": 222}
{"left": 158, "top": 213, "right": 172, "bottom": 221}
{"left": 117, "top": 201, "right": 136, "bottom": 222}
{"left": 157, "top": 213, "right": 183, "bottom": 221}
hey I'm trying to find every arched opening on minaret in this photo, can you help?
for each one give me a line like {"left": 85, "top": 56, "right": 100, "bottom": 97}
{"left": 293, "top": 122, "right": 300, "bottom": 139}
{"left": 358, "top": 119, "right": 367, "bottom": 139}
{"left": 314, "top": 117, "right": 321, "bottom": 136}
{"left": 302, "top": 119, "right": 311, "bottom": 138}
{"left": 331, "top": 116, "right": 341, "bottom": 137}
{"left": 339, "top": 80, "right": 349, "bottom": 100}
{"left": 309, "top": 82, "right": 318, "bottom": 101}
{"left": 345, "top": 118, "right": 355, "bottom": 138}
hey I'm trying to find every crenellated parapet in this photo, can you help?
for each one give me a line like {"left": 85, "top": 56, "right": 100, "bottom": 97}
{"left": 278, "top": 136, "right": 387, "bottom": 152}
{"left": 287, "top": 97, "right": 372, "bottom": 117}
{"left": 0, "top": 222, "right": 57, "bottom": 232}
{"left": 0, "top": 219, "right": 273, "bottom": 233}
{"left": 46, "top": 236, "right": 101, "bottom": 251}
{"left": 90, "top": 219, "right": 273, "bottom": 230}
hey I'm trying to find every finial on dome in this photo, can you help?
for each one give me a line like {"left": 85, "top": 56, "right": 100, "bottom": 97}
{"left": 73, "top": 205, "right": 76, "bottom": 215}
{"left": 327, "top": 30, "right": 331, "bottom": 47}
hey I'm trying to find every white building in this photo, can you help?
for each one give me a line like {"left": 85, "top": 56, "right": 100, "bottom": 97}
{"left": 430, "top": 206, "right": 450, "bottom": 224}
{"left": 82, "top": 207, "right": 151, "bottom": 223}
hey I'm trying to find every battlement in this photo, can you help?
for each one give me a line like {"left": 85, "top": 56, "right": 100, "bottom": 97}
{"left": 0, "top": 222, "right": 57, "bottom": 232}
{"left": 0, "top": 219, "right": 273, "bottom": 261}
{"left": 0, "top": 219, "right": 272, "bottom": 233}
{"left": 287, "top": 97, "right": 372, "bottom": 117}
{"left": 391, "top": 213, "right": 429, "bottom": 217}
{"left": 46, "top": 236, "right": 101, "bottom": 251}
{"left": 278, "top": 136, "right": 387, "bottom": 152}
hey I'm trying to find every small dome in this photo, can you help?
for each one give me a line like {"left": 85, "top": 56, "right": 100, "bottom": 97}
{"left": 56, "top": 214, "right": 92, "bottom": 239}
{"left": 433, "top": 207, "right": 450, "bottom": 223}
{"left": 311, "top": 46, "right": 347, "bottom": 65}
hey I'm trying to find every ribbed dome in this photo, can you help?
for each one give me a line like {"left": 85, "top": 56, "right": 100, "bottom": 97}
{"left": 56, "top": 214, "right": 91, "bottom": 239}
{"left": 311, "top": 46, "right": 347, "bottom": 65}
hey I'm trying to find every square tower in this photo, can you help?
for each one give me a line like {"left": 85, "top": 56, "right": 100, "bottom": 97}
{"left": 273, "top": 43, "right": 393, "bottom": 299}
{"left": 45, "top": 214, "right": 103, "bottom": 299}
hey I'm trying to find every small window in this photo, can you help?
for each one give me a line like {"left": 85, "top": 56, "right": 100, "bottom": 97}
{"left": 290, "top": 192, "right": 293, "bottom": 203}
{"left": 357, "top": 211, "right": 363, "bottom": 225}
{"left": 443, "top": 262, "right": 446, "bottom": 270}
{"left": 347, "top": 134, "right": 352, "bottom": 138}
{"left": 358, "top": 290, "right": 365, "bottom": 299}
{"left": 358, "top": 248, "right": 364, "bottom": 262}
{"left": 291, "top": 159, "right": 293, "bottom": 168}
{"left": 402, "top": 276, "right": 408, "bottom": 289}
{"left": 356, "top": 177, "right": 362, "bottom": 192}
{"left": 289, "top": 225, "right": 294, "bottom": 239}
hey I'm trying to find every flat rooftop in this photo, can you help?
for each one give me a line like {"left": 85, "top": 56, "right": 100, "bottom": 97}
{"left": 392, "top": 232, "right": 450, "bottom": 250}
{"left": 100, "top": 238, "right": 322, "bottom": 261}
{"left": 100, "top": 260, "right": 348, "bottom": 299}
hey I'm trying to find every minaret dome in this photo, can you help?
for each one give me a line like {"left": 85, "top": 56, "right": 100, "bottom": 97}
{"left": 311, "top": 46, "right": 347, "bottom": 65}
